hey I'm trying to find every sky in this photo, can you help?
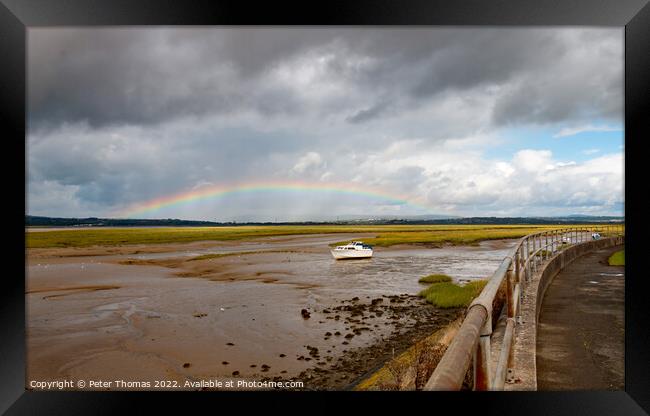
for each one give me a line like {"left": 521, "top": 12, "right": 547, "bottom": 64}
{"left": 27, "top": 27, "right": 624, "bottom": 221}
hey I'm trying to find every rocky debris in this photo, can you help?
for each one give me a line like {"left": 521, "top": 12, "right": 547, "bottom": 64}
{"left": 226, "top": 342, "right": 235, "bottom": 346}
{"left": 222, "top": 361, "right": 229, "bottom": 365}
{"left": 281, "top": 293, "right": 463, "bottom": 391}
{"left": 241, "top": 294, "right": 461, "bottom": 391}
{"left": 232, "top": 371, "right": 240, "bottom": 376}
{"left": 301, "top": 309, "right": 311, "bottom": 319}
{"left": 305, "top": 345, "right": 320, "bottom": 359}
{"left": 279, "top": 353, "right": 286, "bottom": 357}
{"left": 183, "top": 362, "right": 191, "bottom": 368}
{"left": 192, "top": 313, "right": 207, "bottom": 318}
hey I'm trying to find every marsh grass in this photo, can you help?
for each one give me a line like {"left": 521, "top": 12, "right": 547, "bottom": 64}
{"left": 27, "top": 224, "right": 592, "bottom": 249}
{"left": 329, "top": 225, "right": 586, "bottom": 248}
{"left": 418, "top": 274, "right": 452, "bottom": 284}
{"left": 419, "top": 280, "right": 487, "bottom": 309}
{"left": 608, "top": 249, "right": 625, "bottom": 266}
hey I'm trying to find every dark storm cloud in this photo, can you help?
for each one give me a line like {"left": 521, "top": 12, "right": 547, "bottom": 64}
{"left": 29, "top": 28, "right": 622, "bottom": 129}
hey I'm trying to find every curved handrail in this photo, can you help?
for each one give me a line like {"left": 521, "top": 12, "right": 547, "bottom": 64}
{"left": 424, "top": 224, "right": 624, "bottom": 391}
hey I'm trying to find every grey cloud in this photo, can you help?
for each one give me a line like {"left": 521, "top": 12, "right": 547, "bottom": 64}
{"left": 29, "top": 27, "right": 622, "bottom": 129}
{"left": 346, "top": 101, "right": 391, "bottom": 124}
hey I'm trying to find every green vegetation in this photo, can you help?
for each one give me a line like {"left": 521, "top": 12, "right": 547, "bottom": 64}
{"left": 418, "top": 274, "right": 452, "bottom": 284}
{"left": 419, "top": 280, "right": 487, "bottom": 309}
{"left": 608, "top": 249, "right": 625, "bottom": 266}
{"left": 330, "top": 225, "right": 590, "bottom": 248}
{"left": 27, "top": 224, "right": 597, "bottom": 249}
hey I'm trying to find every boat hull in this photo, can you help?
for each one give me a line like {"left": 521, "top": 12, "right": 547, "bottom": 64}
{"left": 331, "top": 249, "right": 373, "bottom": 259}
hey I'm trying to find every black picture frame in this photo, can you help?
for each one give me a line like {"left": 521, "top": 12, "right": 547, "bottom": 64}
{"left": 2, "top": 0, "right": 649, "bottom": 414}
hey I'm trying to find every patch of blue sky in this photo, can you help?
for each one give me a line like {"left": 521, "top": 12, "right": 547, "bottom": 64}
{"left": 483, "top": 123, "right": 623, "bottom": 163}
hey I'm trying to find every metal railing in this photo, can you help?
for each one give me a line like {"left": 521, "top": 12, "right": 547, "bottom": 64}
{"left": 424, "top": 224, "right": 625, "bottom": 391}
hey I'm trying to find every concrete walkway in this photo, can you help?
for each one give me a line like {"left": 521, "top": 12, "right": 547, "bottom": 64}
{"left": 536, "top": 245, "right": 624, "bottom": 390}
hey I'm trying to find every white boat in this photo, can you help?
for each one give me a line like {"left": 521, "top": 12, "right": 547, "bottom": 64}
{"left": 331, "top": 241, "right": 373, "bottom": 260}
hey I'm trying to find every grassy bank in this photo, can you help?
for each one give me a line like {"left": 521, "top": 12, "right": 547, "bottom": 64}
{"left": 419, "top": 280, "right": 487, "bottom": 309}
{"left": 608, "top": 249, "right": 625, "bottom": 266}
{"left": 27, "top": 224, "right": 590, "bottom": 249}
{"left": 418, "top": 274, "right": 452, "bottom": 284}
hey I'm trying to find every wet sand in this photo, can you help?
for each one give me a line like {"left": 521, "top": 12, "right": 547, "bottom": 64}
{"left": 26, "top": 233, "right": 516, "bottom": 390}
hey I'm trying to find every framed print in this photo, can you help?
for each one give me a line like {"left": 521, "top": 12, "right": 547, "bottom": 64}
{"left": 1, "top": 0, "right": 649, "bottom": 414}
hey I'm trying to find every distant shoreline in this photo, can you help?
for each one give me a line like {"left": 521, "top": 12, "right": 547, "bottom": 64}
{"left": 26, "top": 214, "right": 624, "bottom": 229}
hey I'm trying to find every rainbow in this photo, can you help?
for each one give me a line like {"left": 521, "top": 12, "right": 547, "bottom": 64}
{"left": 115, "top": 180, "right": 434, "bottom": 218}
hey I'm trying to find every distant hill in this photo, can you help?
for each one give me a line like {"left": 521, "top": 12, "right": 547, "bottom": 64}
{"left": 26, "top": 214, "right": 624, "bottom": 227}
{"left": 25, "top": 216, "right": 221, "bottom": 227}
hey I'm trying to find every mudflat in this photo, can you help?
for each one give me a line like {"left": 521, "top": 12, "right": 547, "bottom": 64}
{"left": 27, "top": 232, "right": 516, "bottom": 390}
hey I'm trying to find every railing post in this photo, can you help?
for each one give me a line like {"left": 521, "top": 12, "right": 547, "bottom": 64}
{"left": 506, "top": 265, "right": 518, "bottom": 382}
{"left": 522, "top": 237, "right": 530, "bottom": 282}
{"left": 515, "top": 248, "right": 521, "bottom": 285}
{"left": 544, "top": 232, "right": 548, "bottom": 260}
{"left": 519, "top": 245, "right": 526, "bottom": 289}
{"left": 506, "top": 264, "right": 514, "bottom": 318}
{"left": 474, "top": 325, "right": 492, "bottom": 390}
{"left": 532, "top": 235, "right": 537, "bottom": 271}
{"left": 529, "top": 237, "right": 533, "bottom": 280}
